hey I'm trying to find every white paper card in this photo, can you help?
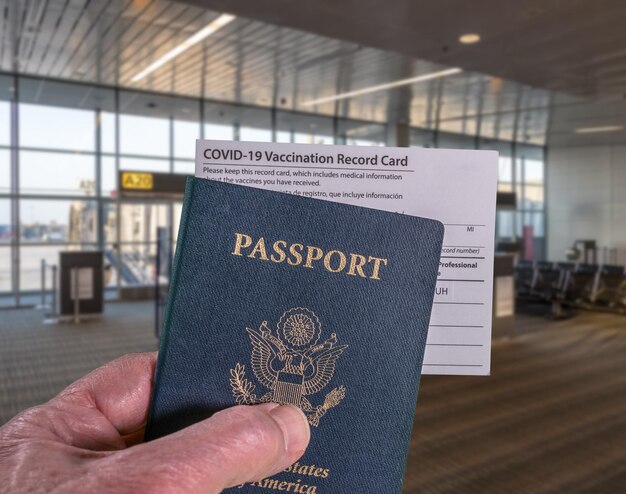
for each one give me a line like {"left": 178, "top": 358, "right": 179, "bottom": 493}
{"left": 70, "top": 267, "right": 94, "bottom": 301}
{"left": 195, "top": 140, "right": 497, "bottom": 375}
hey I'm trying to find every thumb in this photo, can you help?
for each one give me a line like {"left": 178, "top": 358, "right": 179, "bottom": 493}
{"left": 107, "top": 404, "right": 311, "bottom": 493}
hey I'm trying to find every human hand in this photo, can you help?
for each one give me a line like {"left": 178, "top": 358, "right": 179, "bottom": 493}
{"left": 0, "top": 352, "right": 310, "bottom": 493}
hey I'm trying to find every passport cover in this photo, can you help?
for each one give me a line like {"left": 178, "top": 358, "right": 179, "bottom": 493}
{"left": 146, "top": 177, "right": 444, "bottom": 493}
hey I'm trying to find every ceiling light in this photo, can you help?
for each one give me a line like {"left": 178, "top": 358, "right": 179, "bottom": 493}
{"left": 459, "top": 33, "right": 481, "bottom": 44}
{"left": 131, "top": 13, "right": 236, "bottom": 82}
{"left": 574, "top": 125, "right": 624, "bottom": 134}
{"left": 302, "top": 67, "right": 462, "bottom": 106}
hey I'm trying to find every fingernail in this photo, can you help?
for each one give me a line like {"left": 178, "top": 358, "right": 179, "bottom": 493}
{"left": 268, "top": 405, "right": 311, "bottom": 455}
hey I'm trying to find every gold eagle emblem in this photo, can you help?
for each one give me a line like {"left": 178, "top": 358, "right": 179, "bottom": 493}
{"left": 230, "top": 308, "right": 347, "bottom": 427}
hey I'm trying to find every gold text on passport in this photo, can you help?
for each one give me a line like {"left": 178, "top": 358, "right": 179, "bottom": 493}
{"left": 232, "top": 232, "right": 388, "bottom": 280}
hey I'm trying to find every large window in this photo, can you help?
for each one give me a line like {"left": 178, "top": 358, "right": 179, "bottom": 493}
{"left": 0, "top": 75, "right": 13, "bottom": 304}
{"left": 204, "top": 123, "right": 233, "bottom": 141}
{"left": 20, "top": 151, "right": 95, "bottom": 196}
{"left": 422, "top": 135, "right": 548, "bottom": 259}
{"left": 20, "top": 104, "right": 95, "bottom": 152}
{"left": 0, "top": 199, "right": 10, "bottom": 298}
{"left": 0, "top": 149, "right": 9, "bottom": 195}
{"left": 120, "top": 156, "right": 169, "bottom": 173}
{"left": 483, "top": 140, "right": 546, "bottom": 259}
{"left": 276, "top": 111, "right": 334, "bottom": 145}
{"left": 515, "top": 145, "right": 546, "bottom": 259}
{"left": 438, "top": 131, "right": 476, "bottom": 150}
{"left": 410, "top": 128, "right": 435, "bottom": 148}
{"left": 173, "top": 102, "right": 200, "bottom": 173}
{"left": 100, "top": 112, "right": 116, "bottom": 154}
{"left": 119, "top": 91, "right": 174, "bottom": 157}
{"left": 204, "top": 102, "right": 235, "bottom": 141}
{"left": 337, "top": 120, "right": 386, "bottom": 146}
{"left": 19, "top": 198, "right": 98, "bottom": 291}
{"left": 0, "top": 73, "right": 547, "bottom": 306}
{"left": 120, "top": 115, "right": 169, "bottom": 157}
{"left": 174, "top": 120, "right": 199, "bottom": 159}
{"left": 0, "top": 101, "right": 9, "bottom": 146}
{"left": 498, "top": 156, "right": 513, "bottom": 192}
{"left": 236, "top": 106, "right": 273, "bottom": 142}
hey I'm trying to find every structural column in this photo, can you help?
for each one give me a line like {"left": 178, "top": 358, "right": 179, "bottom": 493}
{"left": 10, "top": 74, "right": 20, "bottom": 305}
{"left": 387, "top": 122, "right": 410, "bottom": 147}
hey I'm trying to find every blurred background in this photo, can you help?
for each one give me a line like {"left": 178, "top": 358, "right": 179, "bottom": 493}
{"left": 0, "top": 0, "right": 625, "bottom": 492}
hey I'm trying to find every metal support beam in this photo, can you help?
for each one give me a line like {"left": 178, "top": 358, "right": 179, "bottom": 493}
{"left": 10, "top": 73, "right": 20, "bottom": 305}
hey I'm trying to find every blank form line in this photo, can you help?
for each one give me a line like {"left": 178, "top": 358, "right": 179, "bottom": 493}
{"left": 440, "top": 256, "right": 485, "bottom": 259}
{"left": 430, "top": 324, "right": 484, "bottom": 328}
{"left": 442, "top": 245, "right": 485, "bottom": 248}
{"left": 443, "top": 223, "right": 486, "bottom": 227}
{"left": 437, "top": 279, "right": 485, "bottom": 282}
{"left": 427, "top": 343, "right": 484, "bottom": 347}
{"left": 434, "top": 302, "right": 485, "bottom": 305}
{"left": 203, "top": 162, "right": 416, "bottom": 172}
{"left": 423, "top": 364, "right": 484, "bottom": 367}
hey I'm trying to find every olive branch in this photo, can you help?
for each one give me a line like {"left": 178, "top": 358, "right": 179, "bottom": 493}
{"left": 324, "top": 385, "right": 346, "bottom": 409}
{"left": 308, "top": 385, "right": 346, "bottom": 427}
{"left": 229, "top": 363, "right": 258, "bottom": 405}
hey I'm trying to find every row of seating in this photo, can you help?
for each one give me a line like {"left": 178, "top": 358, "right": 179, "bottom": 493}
{"left": 515, "top": 260, "right": 626, "bottom": 314}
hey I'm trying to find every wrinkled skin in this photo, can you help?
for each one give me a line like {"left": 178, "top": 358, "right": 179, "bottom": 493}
{"left": 0, "top": 352, "right": 310, "bottom": 493}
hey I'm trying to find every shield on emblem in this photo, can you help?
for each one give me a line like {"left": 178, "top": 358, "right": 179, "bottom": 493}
{"left": 273, "top": 370, "right": 304, "bottom": 406}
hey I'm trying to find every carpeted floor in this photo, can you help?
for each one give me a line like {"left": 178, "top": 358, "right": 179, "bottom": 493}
{"left": 1, "top": 304, "right": 625, "bottom": 492}
{"left": 0, "top": 302, "right": 158, "bottom": 424}
{"left": 405, "top": 311, "right": 626, "bottom": 493}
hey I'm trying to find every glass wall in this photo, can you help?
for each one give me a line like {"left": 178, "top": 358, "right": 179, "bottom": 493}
{"left": 276, "top": 111, "right": 334, "bottom": 145}
{"left": 515, "top": 144, "right": 546, "bottom": 259}
{"left": 10, "top": 78, "right": 112, "bottom": 304}
{"left": 0, "top": 75, "right": 12, "bottom": 306}
{"left": 0, "top": 73, "right": 546, "bottom": 306}
{"left": 412, "top": 131, "right": 547, "bottom": 260}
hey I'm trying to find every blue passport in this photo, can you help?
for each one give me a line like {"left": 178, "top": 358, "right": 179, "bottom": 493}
{"left": 146, "top": 177, "right": 444, "bottom": 493}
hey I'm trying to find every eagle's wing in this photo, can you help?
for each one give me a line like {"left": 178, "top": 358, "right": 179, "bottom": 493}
{"left": 245, "top": 327, "right": 279, "bottom": 389}
{"left": 303, "top": 345, "right": 348, "bottom": 396}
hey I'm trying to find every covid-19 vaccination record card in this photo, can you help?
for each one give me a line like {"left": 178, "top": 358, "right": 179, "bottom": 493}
{"left": 195, "top": 140, "right": 498, "bottom": 376}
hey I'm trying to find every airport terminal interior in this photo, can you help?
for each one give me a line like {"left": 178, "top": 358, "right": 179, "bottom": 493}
{"left": 1, "top": 0, "right": 626, "bottom": 492}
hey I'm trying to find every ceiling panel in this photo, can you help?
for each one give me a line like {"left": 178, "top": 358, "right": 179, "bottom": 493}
{"left": 178, "top": 0, "right": 626, "bottom": 98}
{"left": 2, "top": 0, "right": 624, "bottom": 147}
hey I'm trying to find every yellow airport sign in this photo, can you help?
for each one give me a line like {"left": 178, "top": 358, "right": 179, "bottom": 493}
{"left": 121, "top": 172, "right": 153, "bottom": 190}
